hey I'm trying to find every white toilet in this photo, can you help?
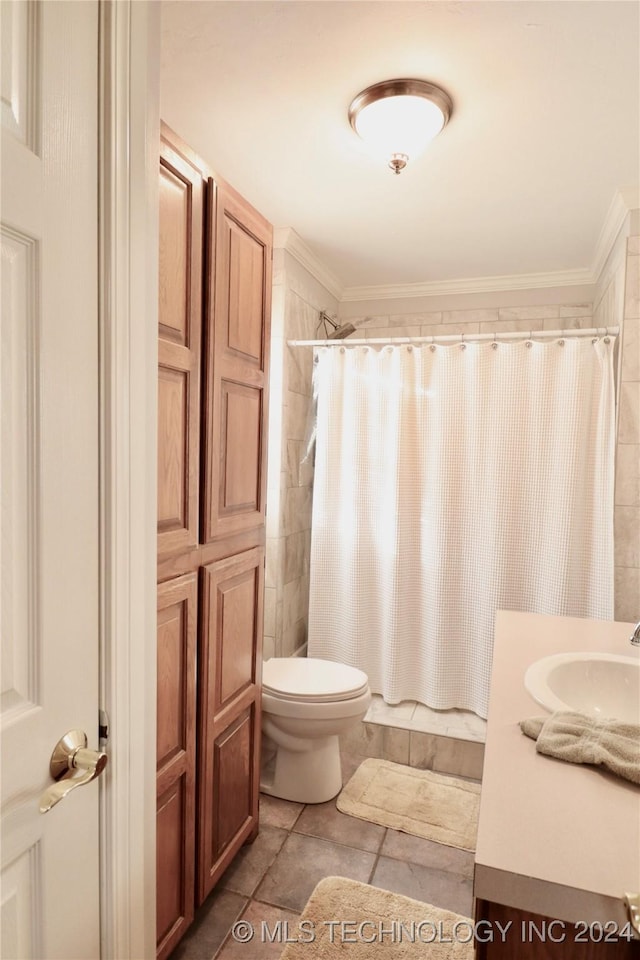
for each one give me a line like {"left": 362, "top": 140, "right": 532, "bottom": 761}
{"left": 260, "top": 657, "right": 371, "bottom": 804}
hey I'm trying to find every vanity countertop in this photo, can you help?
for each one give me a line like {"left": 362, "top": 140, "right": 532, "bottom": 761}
{"left": 474, "top": 610, "right": 640, "bottom": 928}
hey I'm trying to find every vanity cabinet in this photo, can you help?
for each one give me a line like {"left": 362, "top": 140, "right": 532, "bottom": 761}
{"left": 474, "top": 901, "right": 637, "bottom": 959}
{"left": 473, "top": 611, "right": 639, "bottom": 960}
{"left": 156, "top": 124, "right": 271, "bottom": 959}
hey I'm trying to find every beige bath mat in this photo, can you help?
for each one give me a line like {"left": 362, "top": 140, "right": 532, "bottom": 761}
{"left": 337, "top": 759, "right": 480, "bottom": 851}
{"left": 279, "top": 876, "right": 474, "bottom": 959}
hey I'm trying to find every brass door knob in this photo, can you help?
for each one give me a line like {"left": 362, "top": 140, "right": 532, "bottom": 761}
{"left": 39, "top": 729, "right": 108, "bottom": 814}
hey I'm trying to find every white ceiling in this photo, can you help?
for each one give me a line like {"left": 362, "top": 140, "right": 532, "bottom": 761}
{"left": 160, "top": 1, "right": 640, "bottom": 292}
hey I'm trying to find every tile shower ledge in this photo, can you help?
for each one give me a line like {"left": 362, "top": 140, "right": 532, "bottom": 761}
{"left": 342, "top": 707, "right": 486, "bottom": 781}
{"left": 474, "top": 610, "right": 640, "bottom": 929}
{"left": 364, "top": 695, "right": 487, "bottom": 742}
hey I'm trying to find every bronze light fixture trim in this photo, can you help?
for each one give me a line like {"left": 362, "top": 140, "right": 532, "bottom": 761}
{"left": 348, "top": 78, "right": 453, "bottom": 174}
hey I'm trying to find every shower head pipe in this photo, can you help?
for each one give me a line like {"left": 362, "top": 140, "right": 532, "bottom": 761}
{"left": 318, "top": 311, "right": 357, "bottom": 341}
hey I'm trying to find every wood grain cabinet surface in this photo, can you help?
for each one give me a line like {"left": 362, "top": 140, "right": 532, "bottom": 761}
{"left": 157, "top": 138, "right": 203, "bottom": 560}
{"left": 156, "top": 124, "right": 272, "bottom": 958}
{"left": 474, "top": 900, "right": 637, "bottom": 959}
{"left": 156, "top": 572, "right": 197, "bottom": 960}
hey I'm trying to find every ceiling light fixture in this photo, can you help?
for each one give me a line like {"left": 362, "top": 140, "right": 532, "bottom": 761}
{"left": 348, "top": 79, "right": 453, "bottom": 175}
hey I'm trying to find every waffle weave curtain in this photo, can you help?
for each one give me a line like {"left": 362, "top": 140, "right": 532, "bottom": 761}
{"left": 306, "top": 338, "right": 615, "bottom": 718}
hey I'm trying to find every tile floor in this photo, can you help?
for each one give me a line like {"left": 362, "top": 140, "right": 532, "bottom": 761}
{"left": 172, "top": 774, "right": 475, "bottom": 960}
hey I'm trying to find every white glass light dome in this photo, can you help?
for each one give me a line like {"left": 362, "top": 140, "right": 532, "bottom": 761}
{"left": 349, "top": 79, "right": 453, "bottom": 174}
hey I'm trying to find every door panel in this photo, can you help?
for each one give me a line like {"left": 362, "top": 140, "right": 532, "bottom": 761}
{"left": 220, "top": 381, "right": 262, "bottom": 516}
{"left": 1, "top": 3, "right": 101, "bottom": 957}
{"left": 226, "top": 219, "right": 265, "bottom": 363}
{"left": 157, "top": 596, "right": 190, "bottom": 769}
{"left": 198, "top": 548, "right": 263, "bottom": 902}
{"left": 159, "top": 165, "right": 191, "bottom": 345}
{"left": 156, "top": 573, "right": 197, "bottom": 960}
{"left": 203, "top": 548, "right": 262, "bottom": 712}
{"left": 212, "top": 711, "right": 253, "bottom": 858}
{"left": 158, "top": 137, "right": 203, "bottom": 559}
{"left": 202, "top": 183, "right": 272, "bottom": 542}
{"left": 157, "top": 365, "right": 190, "bottom": 535}
{"left": 156, "top": 779, "right": 187, "bottom": 949}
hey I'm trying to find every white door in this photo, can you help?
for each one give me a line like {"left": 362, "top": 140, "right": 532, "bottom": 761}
{"left": 1, "top": 2, "right": 102, "bottom": 957}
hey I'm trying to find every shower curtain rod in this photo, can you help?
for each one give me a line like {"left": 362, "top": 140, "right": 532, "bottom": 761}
{"left": 287, "top": 325, "right": 620, "bottom": 347}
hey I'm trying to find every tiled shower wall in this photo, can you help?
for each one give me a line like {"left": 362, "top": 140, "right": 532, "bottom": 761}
{"left": 594, "top": 223, "right": 640, "bottom": 621}
{"left": 264, "top": 250, "right": 338, "bottom": 660}
{"left": 345, "top": 301, "right": 594, "bottom": 340}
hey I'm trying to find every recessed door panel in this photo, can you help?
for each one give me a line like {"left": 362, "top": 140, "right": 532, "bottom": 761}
{"left": 157, "top": 366, "right": 189, "bottom": 535}
{"left": 157, "top": 598, "right": 188, "bottom": 769}
{"left": 157, "top": 138, "right": 202, "bottom": 558}
{"left": 202, "top": 548, "right": 262, "bottom": 713}
{"left": 156, "top": 778, "right": 188, "bottom": 951}
{"left": 226, "top": 218, "right": 265, "bottom": 363}
{"left": 221, "top": 381, "right": 261, "bottom": 514}
{"left": 156, "top": 573, "right": 196, "bottom": 960}
{"left": 159, "top": 165, "right": 190, "bottom": 346}
{"left": 212, "top": 711, "right": 253, "bottom": 859}
{"left": 198, "top": 548, "right": 263, "bottom": 903}
{"left": 202, "top": 183, "right": 272, "bottom": 542}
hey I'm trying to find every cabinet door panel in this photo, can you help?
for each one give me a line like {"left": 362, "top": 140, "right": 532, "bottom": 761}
{"left": 213, "top": 710, "right": 253, "bottom": 858}
{"left": 220, "top": 381, "right": 262, "bottom": 516}
{"left": 202, "top": 547, "right": 263, "bottom": 712}
{"left": 226, "top": 217, "right": 266, "bottom": 363}
{"left": 198, "top": 547, "right": 264, "bottom": 902}
{"left": 203, "top": 183, "right": 272, "bottom": 542}
{"left": 158, "top": 138, "right": 203, "bottom": 558}
{"left": 157, "top": 366, "right": 189, "bottom": 538}
{"left": 156, "top": 573, "right": 197, "bottom": 960}
{"left": 156, "top": 778, "right": 188, "bottom": 948}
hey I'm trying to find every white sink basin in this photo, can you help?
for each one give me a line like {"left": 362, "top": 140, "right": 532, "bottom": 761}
{"left": 524, "top": 652, "right": 640, "bottom": 724}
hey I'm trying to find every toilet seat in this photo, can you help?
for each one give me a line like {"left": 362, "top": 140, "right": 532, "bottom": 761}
{"left": 263, "top": 657, "right": 369, "bottom": 703}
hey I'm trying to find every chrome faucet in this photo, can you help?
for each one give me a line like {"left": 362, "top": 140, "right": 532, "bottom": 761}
{"left": 631, "top": 622, "right": 640, "bottom": 647}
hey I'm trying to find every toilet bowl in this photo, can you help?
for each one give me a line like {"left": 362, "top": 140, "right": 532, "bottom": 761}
{"left": 260, "top": 657, "right": 371, "bottom": 804}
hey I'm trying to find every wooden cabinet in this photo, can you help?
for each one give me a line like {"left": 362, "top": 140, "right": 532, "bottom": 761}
{"left": 156, "top": 125, "right": 272, "bottom": 958}
{"left": 474, "top": 901, "right": 637, "bottom": 959}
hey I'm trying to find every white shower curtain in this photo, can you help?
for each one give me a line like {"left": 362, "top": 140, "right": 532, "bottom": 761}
{"left": 306, "top": 338, "right": 615, "bottom": 718}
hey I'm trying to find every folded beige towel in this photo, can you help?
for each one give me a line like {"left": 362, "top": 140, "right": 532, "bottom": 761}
{"left": 520, "top": 712, "right": 640, "bottom": 785}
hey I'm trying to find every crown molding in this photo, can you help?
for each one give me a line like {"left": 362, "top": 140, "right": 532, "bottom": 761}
{"left": 273, "top": 227, "right": 344, "bottom": 301}
{"left": 340, "top": 268, "right": 594, "bottom": 302}
{"left": 275, "top": 185, "right": 639, "bottom": 306}
{"left": 590, "top": 187, "right": 640, "bottom": 283}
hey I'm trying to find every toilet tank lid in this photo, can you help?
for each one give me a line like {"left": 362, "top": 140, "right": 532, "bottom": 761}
{"left": 262, "top": 658, "right": 369, "bottom": 702}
